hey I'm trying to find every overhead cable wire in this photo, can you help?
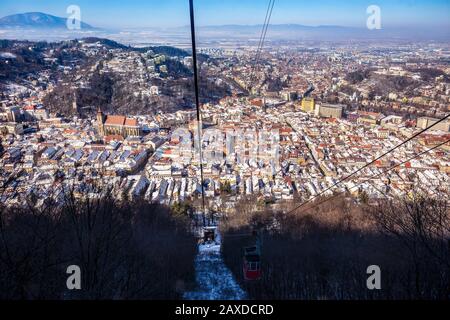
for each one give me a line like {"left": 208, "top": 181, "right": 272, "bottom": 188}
{"left": 189, "top": 0, "right": 207, "bottom": 225}
{"left": 285, "top": 113, "right": 450, "bottom": 214}
{"left": 249, "top": 0, "right": 276, "bottom": 90}
{"left": 286, "top": 137, "right": 450, "bottom": 215}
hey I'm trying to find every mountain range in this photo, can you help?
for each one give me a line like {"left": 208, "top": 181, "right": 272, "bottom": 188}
{"left": 0, "top": 12, "right": 95, "bottom": 29}
{"left": 0, "top": 12, "right": 448, "bottom": 42}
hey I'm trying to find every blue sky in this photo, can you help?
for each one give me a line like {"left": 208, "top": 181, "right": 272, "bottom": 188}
{"left": 0, "top": 0, "right": 449, "bottom": 29}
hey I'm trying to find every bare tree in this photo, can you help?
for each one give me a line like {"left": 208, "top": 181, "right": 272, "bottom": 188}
{"left": 370, "top": 194, "right": 450, "bottom": 299}
{"left": 0, "top": 176, "right": 197, "bottom": 300}
{"left": 221, "top": 193, "right": 449, "bottom": 300}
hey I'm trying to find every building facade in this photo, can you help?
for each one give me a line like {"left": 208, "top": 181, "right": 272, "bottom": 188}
{"left": 315, "top": 103, "right": 344, "bottom": 119}
{"left": 301, "top": 97, "right": 315, "bottom": 112}
{"left": 417, "top": 117, "right": 450, "bottom": 132}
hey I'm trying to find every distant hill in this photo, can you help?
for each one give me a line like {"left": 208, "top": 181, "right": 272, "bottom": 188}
{"left": 0, "top": 12, "right": 95, "bottom": 29}
{"left": 179, "top": 23, "right": 450, "bottom": 41}
{"left": 197, "top": 24, "right": 350, "bottom": 32}
{"left": 164, "top": 23, "right": 375, "bottom": 41}
{"left": 81, "top": 37, "right": 129, "bottom": 49}
{"left": 80, "top": 37, "right": 190, "bottom": 57}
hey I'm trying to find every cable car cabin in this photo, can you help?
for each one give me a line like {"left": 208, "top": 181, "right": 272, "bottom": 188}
{"left": 243, "top": 246, "right": 262, "bottom": 281}
{"left": 202, "top": 227, "right": 216, "bottom": 243}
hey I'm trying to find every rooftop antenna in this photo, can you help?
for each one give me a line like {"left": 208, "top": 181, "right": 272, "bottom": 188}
{"left": 189, "top": 0, "right": 207, "bottom": 226}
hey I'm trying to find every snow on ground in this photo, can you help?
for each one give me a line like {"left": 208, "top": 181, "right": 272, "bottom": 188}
{"left": 4, "top": 82, "right": 29, "bottom": 95}
{"left": 0, "top": 52, "right": 17, "bottom": 59}
{"left": 184, "top": 231, "right": 247, "bottom": 300}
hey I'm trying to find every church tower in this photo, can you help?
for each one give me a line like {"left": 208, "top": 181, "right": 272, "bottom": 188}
{"left": 72, "top": 92, "right": 79, "bottom": 115}
{"left": 97, "top": 107, "right": 105, "bottom": 137}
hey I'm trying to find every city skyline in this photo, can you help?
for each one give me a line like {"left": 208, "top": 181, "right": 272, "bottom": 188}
{"left": 0, "top": 0, "right": 449, "bottom": 29}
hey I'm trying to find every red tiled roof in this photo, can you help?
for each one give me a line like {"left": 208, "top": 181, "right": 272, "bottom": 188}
{"left": 104, "top": 135, "right": 124, "bottom": 143}
{"left": 124, "top": 118, "right": 138, "bottom": 127}
{"left": 63, "top": 129, "right": 78, "bottom": 134}
{"left": 105, "top": 115, "right": 126, "bottom": 126}
{"left": 250, "top": 99, "right": 264, "bottom": 107}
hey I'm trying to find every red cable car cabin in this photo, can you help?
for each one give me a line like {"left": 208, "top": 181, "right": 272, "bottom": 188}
{"left": 243, "top": 246, "right": 262, "bottom": 281}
